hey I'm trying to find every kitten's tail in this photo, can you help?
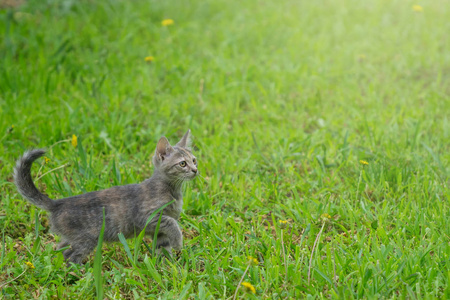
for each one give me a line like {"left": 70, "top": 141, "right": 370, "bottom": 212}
{"left": 14, "top": 149, "right": 55, "bottom": 211}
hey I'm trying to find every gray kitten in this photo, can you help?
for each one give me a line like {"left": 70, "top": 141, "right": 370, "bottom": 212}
{"left": 14, "top": 130, "right": 197, "bottom": 264}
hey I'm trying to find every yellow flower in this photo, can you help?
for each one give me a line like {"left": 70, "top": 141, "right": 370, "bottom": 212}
{"left": 412, "top": 5, "right": 423, "bottom": 12}
{"left": 71, "top": 135, "right": 78, "bottom": 147}
{"left": 161, "top": 19, "right": 174, "bottom": 26}
{"left": 145, "top": 56, "right": 155, "bottom": 63}
{"left": 241, "top": 282, "right": 256, "bottom": 294}
{"left": 279, "top": 219, "right": 288, "bottom": 229}
{"left": 247, "top": 256, "right": 259, "bottom": 265}
{"left": 44, "top": 157, "right": 50, "bottom": 164}
{"left": 359, "top": 160, "right": 369, "bottom": 165}
{"left": 25, "top": 261, "right": 35, "bottom": 269}
{"left": 321, "top": 213, "right": 331, "bottom": 221}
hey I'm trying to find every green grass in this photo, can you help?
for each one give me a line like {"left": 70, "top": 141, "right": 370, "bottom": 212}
{"left": 0, "top": 0, "right": 449, "bottom": 298}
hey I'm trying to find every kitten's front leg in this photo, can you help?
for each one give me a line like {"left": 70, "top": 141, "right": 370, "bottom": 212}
{"left": 155, "top": 234, "right": 173, "bottom": 256}
{"left": 148, "top": 215, "right": 183, "bottom": 254}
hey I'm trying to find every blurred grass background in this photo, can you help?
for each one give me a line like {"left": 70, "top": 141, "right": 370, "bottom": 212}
{"left": 0, "top": 0, "right": 449, "bottom": 298}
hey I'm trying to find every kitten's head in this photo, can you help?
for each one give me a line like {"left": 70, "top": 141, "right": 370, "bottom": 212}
{"left": 152, "top": 130, "right": 198, "bottom": 182}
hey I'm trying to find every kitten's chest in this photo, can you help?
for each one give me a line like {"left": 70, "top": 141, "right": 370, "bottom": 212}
{"left": 165, "top": 197, "right": 183, "bottom": 219}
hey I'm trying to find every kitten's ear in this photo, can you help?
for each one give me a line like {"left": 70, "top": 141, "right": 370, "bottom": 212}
{"left": 155, "top": 137, "right": 174, "bottom": 161}
{"left": 176, "top": 129, "right": 192, "bottom": 149}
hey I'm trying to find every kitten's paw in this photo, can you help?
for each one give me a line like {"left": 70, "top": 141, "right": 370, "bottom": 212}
{"left": 172, "top": 238, "right": 183, "bottom": 251}
{"left": 156, "top": 247, "right": 173, "bottom": 257}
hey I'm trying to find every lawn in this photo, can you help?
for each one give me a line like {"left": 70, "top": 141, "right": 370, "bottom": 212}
{"left": 0, "top": 0, "right": 449, "bottom": 298}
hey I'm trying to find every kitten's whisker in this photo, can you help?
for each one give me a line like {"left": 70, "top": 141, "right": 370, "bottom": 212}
{"left": 170, "top": 176, "right": 186, "bottom": 189}
{"left": 197, "top": 174, "right": 207, "bottom": 182}
{"left": 176, "top": 177, "right": 184, "bottom": 188}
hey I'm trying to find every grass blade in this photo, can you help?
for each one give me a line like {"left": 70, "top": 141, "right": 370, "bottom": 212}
{"left": 93, "top": 208, "right": 106, "bottom": 300}
{"left": 118, "top": 233, "right": 133, "bottom": 262}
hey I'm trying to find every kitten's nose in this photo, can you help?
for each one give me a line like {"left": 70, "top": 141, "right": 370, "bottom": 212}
{"left": 192, "top": 168, "right": 198, "bottom": 174}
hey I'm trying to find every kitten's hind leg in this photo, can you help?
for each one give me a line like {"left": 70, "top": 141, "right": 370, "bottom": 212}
{"left": 64, "top": 238, "right": 97, "bottom": 265}
{"left": 56, "top": 238, "right": 70, "bottom": 251}
{"left": 62, "top": 246, "right": 74, "bottom": 262}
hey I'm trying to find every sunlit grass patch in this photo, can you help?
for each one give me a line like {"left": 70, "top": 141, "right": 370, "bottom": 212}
{"left": 0, "top": 0, "right": 449, "bottom": 298}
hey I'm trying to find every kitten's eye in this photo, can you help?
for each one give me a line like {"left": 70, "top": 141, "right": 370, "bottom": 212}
{"left": 193, "top": 158, "right": 197, "bottom": 165}
{"left": 179, "top": 161, "right": 187, "bottom": 167}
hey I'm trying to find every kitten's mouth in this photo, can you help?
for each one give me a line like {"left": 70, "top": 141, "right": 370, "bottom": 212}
{"left": 187, "top": 174, "right": 197, "bottom": 180}
{"left": 186, "top": 173, "right": 198, "bottom": 181}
